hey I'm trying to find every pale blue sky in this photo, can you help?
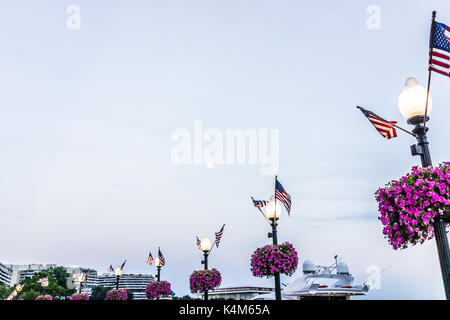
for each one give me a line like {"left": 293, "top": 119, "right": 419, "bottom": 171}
{"left": 0, "top": 0, "right": 449, "bottom": 299}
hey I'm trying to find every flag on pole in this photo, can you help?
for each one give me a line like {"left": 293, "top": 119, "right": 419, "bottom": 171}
{"left": 196, "top": 236, "right": 202, "bottom": 250}
{"left": 252, "top": 198, "right": 268, "bottom": 208}
{"left": 38, "top": 277, "right": 49, "bottom": 287}
{"left": 119, "top": 260, "right": 126, "bottom": 271}
{"left": 215, "top": 224, "right": 225, "bottom": 247}
{"left": 107, "top": 265, "right": 114, "bottom": 273}
{"left": 430, "top": 21, "right": 450, "bottom": 77}
{"left": 147, "top": 252, "right": 154, "bottom": 265}
{"left": 275, "top": 179, "right": 292, "bottom": 215}
{"left": 358, "top": 107, "right": 398, "bottom": 139}
{"left": 158, "top": 248, "right": 165, "bottom": 266}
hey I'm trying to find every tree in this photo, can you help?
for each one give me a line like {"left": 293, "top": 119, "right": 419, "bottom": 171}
{"left": 51, "top": 267, "right": 70, "bottom": 288}
{"left": 0, "top": 285, "right": 13, "bottom": 300}
{"left": 90, "top": 286, "right": 110, "bottom": 300}
{"left": 126, "top": 290, "right": 134, "bottom": 300}
{"left": 19, "top": 267, "right": 74, "bottom": 300}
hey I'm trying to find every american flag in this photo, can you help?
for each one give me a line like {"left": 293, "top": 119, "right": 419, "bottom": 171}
{"left": 196, "top": 236, "right": 202, "bottom": 250}
{"left": 38, "top": 277, "right": 49, "bottom": 287}
{"left": 107, "top": 265, "right": 114, "bottom": 273}
{"left": 358, "top": 106, "right": 397, "bottom": 139}
{"left": 252, "top": 198, "right": 268, "bottom": 208}
{"left": 275, "top": 179, "right": 292, "bottom": 216}
{"left": 147, "top": 252, "right": 154, "bottom": 265}
{"left": 430, "top": 21, "right": 450, "bottom": 77}
{"left": 158, "top": 248, "right": 165, "bottom": 266}
{"left": 119, "top": 260, "right": 126, "bottom": 271}
{"left": 215, "top": 224, "right": 225, "bottom": 247}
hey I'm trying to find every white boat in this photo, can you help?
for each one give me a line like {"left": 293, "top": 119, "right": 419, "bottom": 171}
{"left": 252, "top": 259, "right": 369, "bottom": 300}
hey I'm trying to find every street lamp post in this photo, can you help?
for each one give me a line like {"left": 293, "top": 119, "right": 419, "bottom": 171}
{"left": 16, "top": 284, "right": 23, "bottom": 300}
{"left": 200, "top": 235, "right": 212, "bottom": 301}
{"left": 155, "top": 257, "right": 163, "bottom": 282}
{"left": 398, "top": 77, "right": 450, "bottom": 299}
{"left": 156, "top": 266, "right": 162, "bottom": 282}
{"left": 115, "top": 268, "right": 123, "bottom": 290}
{"left": 266, "top": 197, "right": 282, "bottom": 300}
{"left": 78, "top": 272, "right": 87, "bottom": 294}
{"left": 153, "top": 257, "right": 164, "bottom": 300}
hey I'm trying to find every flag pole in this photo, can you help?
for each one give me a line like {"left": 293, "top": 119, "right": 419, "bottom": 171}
{"left": 251, "top": 197, "right": 272, "bottom": 225}
{"left": 274, "top": 175, "right": 277, "bottom": 221}
{"left": 208, "top": 239, "right": 217, "bottom": 255}
{"left": 356, "top": 106, "right": 415, "bottom": 137}
{"left": 423, "top": 10, "right": 437, "bottom": 131}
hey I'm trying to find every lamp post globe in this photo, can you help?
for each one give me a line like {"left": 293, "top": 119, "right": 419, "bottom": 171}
{"left": 115, "top": 268, "right": 123, "bottom": 277}
{"left": 398, "top": 77, "right": 432, "bottom": 124}
{"left": 265, "top": 197, "right": 282, "bottom": 221}
{"left": 200, "top": 235, "right": 212, "bottom": 252}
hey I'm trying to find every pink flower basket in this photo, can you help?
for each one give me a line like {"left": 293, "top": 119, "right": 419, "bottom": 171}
{"left": 106, "top": 288, "right": 128, "bottom": 300}
{"left": 250, "top": 242, "right": 298, "bottom": 278}
{"left": 145, "top": 281, "right": 171, "bottom": 300}
{"left": 376, "top": 163, "right": 450, "bottom": 250}
{"left": 70, "top": 293, "right": 89, "bottom": 300}
{"left": 189, "top": 269, "right": 221, "bottom": 293}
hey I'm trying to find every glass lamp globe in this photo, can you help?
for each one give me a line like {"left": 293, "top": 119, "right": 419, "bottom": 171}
{"left": 115, "top": 268, "right": 123, "bottom": 277}
{"left": 155, "top": 257, "right": 162, "bottom": 267}
{"left": 265, "top": 197, "right": 282, "bottom": 220}
{"left": 200, "top": 235, "right": 212, "bottom": 252}
{"left": 398, "top": 77, "right": 432, "bottom": 123}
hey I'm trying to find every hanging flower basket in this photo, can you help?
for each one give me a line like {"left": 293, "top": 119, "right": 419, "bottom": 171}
{"left": 36, "top": 295, "right": 52, "bottom": 300}
{"left": 106, "top": 288, "right": 128, "bottom": 300}
{"left": 145, "top": 281, "right": 171, "bottom": 300}
{"left": 376, "top": 163, "right": 450, "bottom": 250}
{"left": 189, "top": 269, "right": 221, "bottom": 293}
{"left": 70, "top": 293, "right": 89, "bottom": 300}
{"left": 250, "top": 242, "right": 298, "bottom": 278}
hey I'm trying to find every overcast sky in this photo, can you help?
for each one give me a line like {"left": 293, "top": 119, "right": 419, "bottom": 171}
{"left": 0, "top": 0, "right": 449, "bottom": 299}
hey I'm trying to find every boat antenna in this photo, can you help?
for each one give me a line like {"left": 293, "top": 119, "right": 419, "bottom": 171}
{"left": 310, "top": 256, "right": 344, "bottom": 285}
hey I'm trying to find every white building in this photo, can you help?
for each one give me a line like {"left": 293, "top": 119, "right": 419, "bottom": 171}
{"left": 208, "top": 286, "right": 274, "bottom": 300}
{"left": 0, "top": 263, "right": 155, "bottom": 300}
{"left": 5, "top": 264, "right": 57, "bottom": 286}
{"left": 96, "top": 273, "right": 155, "bottom": 300}
{"left": 0, "top": 263, "right": 12, "bottom": 286}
